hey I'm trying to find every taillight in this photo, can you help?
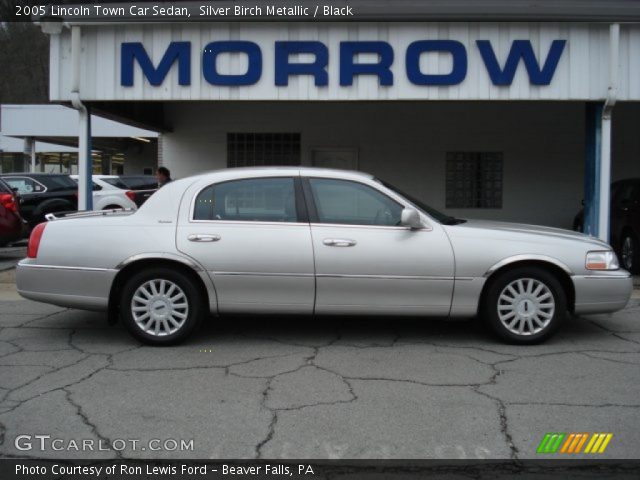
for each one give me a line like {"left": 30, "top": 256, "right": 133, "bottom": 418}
{"left": 125, "top": 191, "right": 136, "bottom": 202}
{"left": 0, "top": 193, "right": 17, "bottom": 214}
{"left": 27, "top": 223, "right": 47, "bottom": 259}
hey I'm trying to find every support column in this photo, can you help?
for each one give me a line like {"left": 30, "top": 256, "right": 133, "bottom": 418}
{"left": 598, "top": 109, "right": 613, "bottom": 242}
{"left": 23, "top": 137, "right": 36, "bottom": 172}
{"left": 584, "top": 103, "right": 602, "bottom": 238}
{"left": 101, "top": 153, "right": 111, "bottom": 175}
{"left": 77, "top": 105, "right": 93, "bottom": 210}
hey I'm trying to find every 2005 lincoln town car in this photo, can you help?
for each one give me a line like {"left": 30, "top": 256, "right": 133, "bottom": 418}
{"left": 16, "top": 168, "right": 632, "bottom": 345}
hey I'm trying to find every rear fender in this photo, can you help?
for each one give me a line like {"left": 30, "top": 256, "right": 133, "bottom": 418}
{"left": 116, "top": 252, "right": 218, "bottom": 314}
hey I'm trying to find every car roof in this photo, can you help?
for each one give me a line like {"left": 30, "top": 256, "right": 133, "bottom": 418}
{"left": 184, "top": 167, "right": 374, "bottom": 183}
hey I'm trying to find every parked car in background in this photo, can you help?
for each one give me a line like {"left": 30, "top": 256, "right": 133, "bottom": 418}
{"left": 0, "top": 178, "right": 25, "bottom": 246}
{"left": 70, "top": 175, "right": 138, "bottom": 210}
{"left": 573, "top": 178, "right": 640, "bottom": 273}
{"left": 17, "top": 168, "right": 632, "bottom": 346}
{"left": 0, "top": 173, "right": 77, "bottom": 230}
{"left": 111, "top": 175, "right": 158, "bottom": 207}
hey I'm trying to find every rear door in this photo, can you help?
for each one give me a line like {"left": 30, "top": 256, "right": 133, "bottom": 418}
{"left": 176, "top": 175, "right": 315, "bottom": 313}
{"left": 303, "top": 176, "right": 455, "bottom": 315}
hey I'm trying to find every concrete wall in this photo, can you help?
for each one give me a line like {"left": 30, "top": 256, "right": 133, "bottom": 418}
{"left": 161, "top": 101, "right": 640, "bottom": 229}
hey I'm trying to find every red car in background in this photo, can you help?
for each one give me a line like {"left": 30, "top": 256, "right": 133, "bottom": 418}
{"left": 0, "top": 178, "right": 25, "bottom": 247}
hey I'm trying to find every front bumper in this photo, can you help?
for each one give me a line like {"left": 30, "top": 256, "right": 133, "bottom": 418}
{"left": 572, "top": 271, "right": 633, "bottom": 315}
{"left": 16, "top": 260, "right": 116, "bottom": 311}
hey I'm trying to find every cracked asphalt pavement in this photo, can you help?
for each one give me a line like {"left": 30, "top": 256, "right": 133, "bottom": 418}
{"left": 0, "top": 265, "right": 639, "bottom": 460}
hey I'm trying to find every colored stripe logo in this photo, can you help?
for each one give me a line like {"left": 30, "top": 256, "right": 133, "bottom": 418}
{"left": 537, "top": 433, "right": 613, "bottom": 454}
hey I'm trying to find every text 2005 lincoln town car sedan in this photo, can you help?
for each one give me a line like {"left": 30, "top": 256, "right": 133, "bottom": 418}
{"left": 16, "top": 168, "right": 632, "bottom": 345}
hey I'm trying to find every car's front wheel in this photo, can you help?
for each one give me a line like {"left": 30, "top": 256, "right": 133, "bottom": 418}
{"left": 483, "top": 267, "right": 567, "bottom": 344}
{"left": 120, "top": 268, "right": 205, "bottom": 345}
{"left": 620, "top": 232, "right": 639, "bottom": 274}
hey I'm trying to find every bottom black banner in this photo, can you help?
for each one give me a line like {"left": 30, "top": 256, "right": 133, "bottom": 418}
{"left": 2, "top": 459, "right": 640, "bottom": 479}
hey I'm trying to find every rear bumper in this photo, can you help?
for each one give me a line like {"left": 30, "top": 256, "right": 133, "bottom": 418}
{"left": 16, "top": 261, "right": 116, "bottom": 311}
{"left": 572, "top": 271, "right": 633, "bottom": 315}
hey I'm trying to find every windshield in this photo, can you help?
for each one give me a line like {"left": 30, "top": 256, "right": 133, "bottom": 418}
{"left": 375, "top": 178, "right": 463, "bottom": 225}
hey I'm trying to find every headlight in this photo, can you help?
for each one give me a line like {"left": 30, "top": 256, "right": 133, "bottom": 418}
{"left": 585, "top": 250, "right": 620, "bottom": 270}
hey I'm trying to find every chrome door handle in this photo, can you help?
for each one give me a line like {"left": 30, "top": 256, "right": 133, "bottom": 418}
{"left": 323, "top": 238, "right": 357, "bottom": 247}
{"left": 188, "top": 234, "right": 221, "bottom": 242}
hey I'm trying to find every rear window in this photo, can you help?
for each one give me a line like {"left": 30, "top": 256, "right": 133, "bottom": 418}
{"left": 38, "top": 175, "right": 78, "bottom": 192}
{"left": 118, "top": 176, "right": 158, "bottom": 190}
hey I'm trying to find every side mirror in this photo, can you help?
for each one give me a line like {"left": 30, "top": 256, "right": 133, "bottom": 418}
{"left": 400, "top": 208, "right": 423, "bottom": 229}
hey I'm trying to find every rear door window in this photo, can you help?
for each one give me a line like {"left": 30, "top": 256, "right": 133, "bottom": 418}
{"left": 194, "top": 177, "right": 298, "bottom": 223}
{"left": 2, "top": 177, "right": 46, "bottom": 194}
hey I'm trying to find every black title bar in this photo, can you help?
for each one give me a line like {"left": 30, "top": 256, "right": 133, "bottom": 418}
{"left": 7, "top": 0, "right": 640, "bottom": 23}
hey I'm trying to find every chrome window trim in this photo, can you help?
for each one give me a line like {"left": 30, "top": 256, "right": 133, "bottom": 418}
{"left": 310, "top": 222, "right": 432, "bottom": 232}
{"left": 189, "top": 219, "right": 309, "bottom": 227}
{"left": 188, "top": 176, "right": 300, "bottom": 225}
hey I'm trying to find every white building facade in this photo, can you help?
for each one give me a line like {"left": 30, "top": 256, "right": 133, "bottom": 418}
{"left": 44, "top": 14, "right": 640, "bottom": 234}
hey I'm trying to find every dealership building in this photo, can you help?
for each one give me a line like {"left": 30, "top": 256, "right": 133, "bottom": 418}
{"left": 41, "top": 1, "right": 640, "bottom": 237}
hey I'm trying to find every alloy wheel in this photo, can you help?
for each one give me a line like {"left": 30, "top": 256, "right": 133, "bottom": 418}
{"left": 497, "top": 278, "right": 555, "bottom": 336}
{"left": 131, "top": 279, "right": 189, "bottom": 336}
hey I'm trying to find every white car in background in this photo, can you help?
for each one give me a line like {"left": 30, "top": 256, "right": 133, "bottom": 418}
{"left": 70, "top": 175, "right": 138, "bottom": 210}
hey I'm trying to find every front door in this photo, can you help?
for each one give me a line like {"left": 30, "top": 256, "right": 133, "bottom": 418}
{"left": 177, "top": 176, "right": 315, "bottom": 313}
{"left": 304, "top": 177, "right": 455, "bottom": 315}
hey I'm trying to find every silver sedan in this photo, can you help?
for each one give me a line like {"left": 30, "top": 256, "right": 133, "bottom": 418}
{"left": 16, "top": 167, "right": 633, "bottom": 345}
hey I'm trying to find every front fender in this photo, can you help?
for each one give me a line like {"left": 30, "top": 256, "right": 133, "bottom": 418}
{"left": 484, "top": 254, "right": 574, "bottom": 277}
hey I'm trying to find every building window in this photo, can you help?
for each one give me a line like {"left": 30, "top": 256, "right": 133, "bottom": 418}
{"left": 445, "top": 152, "right": 503, "bottom": 208}
{"left": 227, "top": 133, "right": 301, "bottom": 168}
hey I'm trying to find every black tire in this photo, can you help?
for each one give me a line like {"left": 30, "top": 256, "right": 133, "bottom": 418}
{"left": 620, "top": 231, "right": 640, "bottom": 274}
{"left": 120, "top": 267, "right": 205, "bottom": 345}
{"left": 482, "top": 267, "right": 567, "bottom": 344}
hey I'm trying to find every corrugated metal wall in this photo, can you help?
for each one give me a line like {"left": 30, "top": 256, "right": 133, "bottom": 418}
{"left": 49, "top": 22, "right": 640, "bottom": 101}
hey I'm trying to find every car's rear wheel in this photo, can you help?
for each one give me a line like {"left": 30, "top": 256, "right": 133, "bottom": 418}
{"left": 483, "top": 267, "right": 566, "bottom": 344}
{"left": 620, "top": 232, "right": 639, "bottom": 274}
{"left": 120, "top": 268, "right": 205, "bottom": 345}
